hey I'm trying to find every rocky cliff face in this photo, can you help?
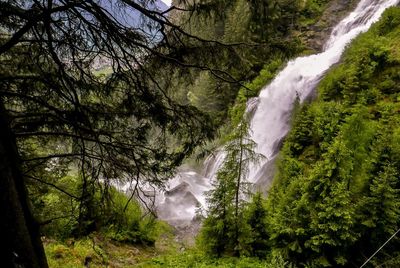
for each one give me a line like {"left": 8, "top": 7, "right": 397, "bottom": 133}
{"left": 301, "top": 0, "right": 359, "bottom": 52}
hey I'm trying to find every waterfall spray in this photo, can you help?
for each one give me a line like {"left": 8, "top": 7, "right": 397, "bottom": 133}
{"left": 157, "top": 0, "right": 400, "bottom": 225}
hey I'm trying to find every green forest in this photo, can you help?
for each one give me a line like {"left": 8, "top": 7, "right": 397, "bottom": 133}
{"left": 1, "top": 0, "right": 400, "bottom": 267}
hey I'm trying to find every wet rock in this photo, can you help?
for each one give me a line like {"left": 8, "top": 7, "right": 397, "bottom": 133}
{"left": 302, "top": 0, "right": 359, "bottom": 52}
{"left": 252, "top": 156, "right": 277, "bottom": 193}
{"left": 158, "top": 182, "right": 202, "bottom": 221}
{"left": 165, "top": 181, "right": 190, "bottom": 196}
{"left": 183, "top": 192, "right": 201, "bottom": 207}
{"left": 271, "top": 137, "right": 285, "bottom": 155}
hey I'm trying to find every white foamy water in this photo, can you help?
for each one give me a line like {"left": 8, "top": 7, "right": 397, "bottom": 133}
{"left": 248, "top": 0, "right": 400, "bottom": 184}
{"left": 157, "top": 0, "right": 400, "bottom": 224}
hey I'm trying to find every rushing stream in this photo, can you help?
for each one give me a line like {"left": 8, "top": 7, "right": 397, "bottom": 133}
{"left": 156, "top": 0, "right": 400, "bottom": 226}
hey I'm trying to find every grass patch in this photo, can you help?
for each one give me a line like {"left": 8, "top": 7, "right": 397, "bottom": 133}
{"left": 44, "top": 229, "right": 181, "bottom": 268}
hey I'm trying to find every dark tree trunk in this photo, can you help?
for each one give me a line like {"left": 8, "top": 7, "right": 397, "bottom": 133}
{"left": 234, "top": 123, "right": 244, "bottom": 257}
{"left": 0, "top": 101, "right": 48, "bottom": 268}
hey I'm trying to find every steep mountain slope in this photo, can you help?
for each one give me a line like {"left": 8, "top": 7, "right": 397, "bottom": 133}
{"left": 165, "top": 0, "right": 360, "bottom": 126}
{"left": 266, "top": 6, "right": 400, "bottom": 267}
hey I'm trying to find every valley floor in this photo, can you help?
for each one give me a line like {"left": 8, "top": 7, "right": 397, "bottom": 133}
{"left": 44, "top": 232, "right": 277, "bottom": 268}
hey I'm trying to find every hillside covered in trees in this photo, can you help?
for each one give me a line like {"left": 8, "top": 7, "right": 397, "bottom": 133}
{"left": 1, "top": 0, "right": 400, "bottom": 267}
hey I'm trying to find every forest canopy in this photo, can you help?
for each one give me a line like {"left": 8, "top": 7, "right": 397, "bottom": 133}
{"left": 0, "top": 0, "right": 237, "bottom": 267}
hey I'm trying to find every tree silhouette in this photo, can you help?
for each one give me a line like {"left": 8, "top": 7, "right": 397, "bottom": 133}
{"left": 0, "top": 0, "right": 247, "bottom": 266}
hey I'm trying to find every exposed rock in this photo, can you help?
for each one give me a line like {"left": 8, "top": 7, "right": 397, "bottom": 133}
{"left": 301, "top": 0, "right": 359, "bottom": 52}
{"left": 171, "top": 217, "right": 202, "bottom": 247}
{"left": 158, "top": 184, "right": 201, "bottom": 221}
{"left": 165, "top": 181, "right": 190, "bottom": 196}
{"left": 183, "top": 192, "right": 201, "bottom": 207}
{"left": 271, "top": 136, "right": 286, "bottom": 156}
{"left": 252, "top": 156, "right": 277, "bottom": 194}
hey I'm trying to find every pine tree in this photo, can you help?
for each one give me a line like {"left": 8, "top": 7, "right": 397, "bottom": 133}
{"left": 199, "top": 117, "right": 264, "bottom": 256}
{"left": 246, "top": 192, "right": 269, "bottom": 258}
{"left": 0, "top": 1, "right": 237, "bottom": 266}
{"left": 359, "top": 164, "right": 400, "bottom": 263}
{"left": 367, "top": 165, "right": 400, "bottom": 237}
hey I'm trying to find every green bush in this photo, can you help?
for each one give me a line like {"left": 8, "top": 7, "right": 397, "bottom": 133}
{"left": 32, "top": 173, "right": 163, "bottom": 245}
{"left": 139, "top": 250, "right": 292, "bottom": 268}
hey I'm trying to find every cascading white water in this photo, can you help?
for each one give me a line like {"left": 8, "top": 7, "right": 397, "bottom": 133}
{"left": 248, "top": 0, "right": 400, "bottom": 185}
{"left": 157, "top": 0, "right": 400, "bottom": 224}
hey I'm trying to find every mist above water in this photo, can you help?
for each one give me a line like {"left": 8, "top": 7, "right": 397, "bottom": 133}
{"left": 156, "top": 0, "right": 400, "bottom": 225}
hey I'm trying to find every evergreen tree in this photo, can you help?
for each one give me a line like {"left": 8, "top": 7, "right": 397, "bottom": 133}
{"left": 0, "top": 1, "right": 244, "bottom": 266}
{"left": 198, "top": 166, "right": 236, "bottom": 256}
{"left": 199, "top": 117, "right": 264, "bottom": 256}
{"left": 364, "top": 165, "right": 400, "bottom": 239}
{"left": 356, "top": 164, "right": 400, "bottom": 265}
{"left": 246, "top": 192, "right": 269, "bottom": 258}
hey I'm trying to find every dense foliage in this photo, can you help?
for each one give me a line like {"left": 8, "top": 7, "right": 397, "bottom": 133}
{"left": 198, "top": 118, "right": 264, "bottom": 257}
{"left": 195, "top": 5, "right": 400, "bottom": 268}
{"left": 0, "top": 0, "right": 219, "bottom": 266}
{"left": 32, "top": 174, "right": 162, "bottom": 244}
{"left": 139, "top": 252, "right": 290, "bottom": 268}
{"left": 264, "top": 7, "right": 400, "bottom": 267}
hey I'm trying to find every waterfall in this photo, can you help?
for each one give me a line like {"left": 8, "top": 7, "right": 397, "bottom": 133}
{"left": 248, "top": 0, "right": 400, "bottom": 186}
{"left": 157, "top": 0, "right": 400, "bottom": 225}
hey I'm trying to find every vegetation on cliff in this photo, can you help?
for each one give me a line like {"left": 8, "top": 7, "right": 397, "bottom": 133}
{"left": 264, "top": 6, "right": 400, "bottom": 267}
